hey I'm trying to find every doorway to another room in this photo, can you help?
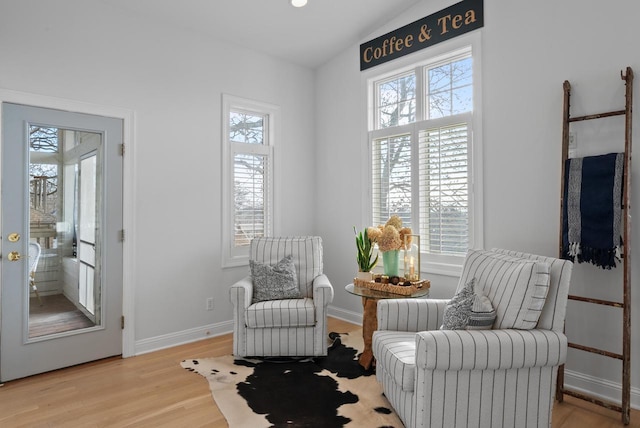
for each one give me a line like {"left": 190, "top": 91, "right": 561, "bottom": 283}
{"left": 1, "top": 103, "right": 124, "bottom": 382}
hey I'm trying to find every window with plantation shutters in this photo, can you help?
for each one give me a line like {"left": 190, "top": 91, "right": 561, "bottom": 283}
{"left": 222, "top": 95, "right": 279, "bottom": 267}
{"left": 367, "top": 41, "right": 482, "bottom": 274}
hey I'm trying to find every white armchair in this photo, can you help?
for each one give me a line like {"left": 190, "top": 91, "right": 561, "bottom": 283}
{"left": 372, "top": 249, "right": 573, "bottom": 428}
{"left": 229, "top": 236, "right": 334, "bottom": 357}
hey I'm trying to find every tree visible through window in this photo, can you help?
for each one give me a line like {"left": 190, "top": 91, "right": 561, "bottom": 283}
{"left": 29, "top": 126, "right": 59, "bottom": 213}
{"left": 377, "top": 72, "right": 416, "bottom": 128}
{"left": 427, "top": 57, "right": 473, "bottom": 118}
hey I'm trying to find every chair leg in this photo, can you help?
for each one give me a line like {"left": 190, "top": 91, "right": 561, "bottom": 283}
{"left": 30, "top": 280, "right": 43, "bottom": 306}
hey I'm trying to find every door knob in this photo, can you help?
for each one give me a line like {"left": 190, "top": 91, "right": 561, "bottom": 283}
{"left": 8, "top": 233, "right": 20, "bottom": 242}
{"left": 7, "top": 251, "right": 21, "bottom": 261}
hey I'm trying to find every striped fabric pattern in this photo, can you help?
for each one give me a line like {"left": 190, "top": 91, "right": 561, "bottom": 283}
{"left": 375, "top": 329, "right": 566, "bottom": 428}
{"left": 245, "top": 297, "right": 315, "bottom": 328}
{"left": 372, "top": 249, "right": 573, "bottom": 428}
{"left": 244, "top": 326, "right": 318, "bottom": 357}
{"left": 416, "top": 329, "right": 566, "bottom": 372}
{"left": 415, "top": 365, "right": 558, "bottom": 428}
{"left": 376, "top": 298, "right": 449, "bottom": 333}
{"left": 458, "top": 249, "right": 550, "bottom": 329}
{"left": 372, "top": 331, "right": 417, "bottom": 391}
{"left": 379, "top": 367, "right": 416, "bottom": 425}
{"left": 230, "top": 236, "right": 333, "bottom": 357}
{"left": 491, "top": 249, "right": 573, "bottom": 332}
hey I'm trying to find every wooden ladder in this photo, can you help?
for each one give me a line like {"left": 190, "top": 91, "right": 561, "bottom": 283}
{"left": 556, "top": 67, "right": 633, "bottom": 425}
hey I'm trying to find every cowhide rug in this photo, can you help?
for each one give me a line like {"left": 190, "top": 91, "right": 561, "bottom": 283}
{"left": 181, "top": 331, "right": 402, "bottom": 428}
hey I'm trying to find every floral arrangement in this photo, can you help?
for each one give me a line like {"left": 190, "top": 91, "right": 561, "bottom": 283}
{"left": 366, "top": 215, "right": 412, "bottom": 252}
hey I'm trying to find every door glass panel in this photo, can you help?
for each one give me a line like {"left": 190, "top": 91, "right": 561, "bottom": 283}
{"left": 28, "top": 126, "right": 101, "bottom": 338}
{"left": 79, "top": 154, "right": 97, "bottom": 318}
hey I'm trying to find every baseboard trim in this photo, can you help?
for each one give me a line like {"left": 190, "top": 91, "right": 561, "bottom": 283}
{"left": 328, "top": 305, "right": 362, "bottom": 326}
{"left": 133, "top": 305, "right": 361, "bottom": 356}
{"left": 563, "top": 369, "right": 640, "bottom": 410}
{"left": 134, "top": 320, "right": 234, "bottom": 355}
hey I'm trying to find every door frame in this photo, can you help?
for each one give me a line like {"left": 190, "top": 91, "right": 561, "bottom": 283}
{"left": 0, "top": 88, "right": 136, "bottom": 358}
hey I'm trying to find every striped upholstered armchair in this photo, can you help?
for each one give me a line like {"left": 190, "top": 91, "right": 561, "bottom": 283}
{"left": 373, "top": 249, "right": 573, "bottom": 428}
{"left": 230, "top": 236, "right": 334, "bottom": 357}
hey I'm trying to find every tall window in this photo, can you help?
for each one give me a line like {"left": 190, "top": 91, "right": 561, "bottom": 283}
{"left": 368, "top": 43, "right": 482, "bottom": 274}
{"left": 222, "top": 95, "right": 279, "bottom": 267}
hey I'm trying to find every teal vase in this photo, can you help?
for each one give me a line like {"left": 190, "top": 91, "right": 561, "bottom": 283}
{"left": 382, "top": 250, "right": 400, "bottom": 277}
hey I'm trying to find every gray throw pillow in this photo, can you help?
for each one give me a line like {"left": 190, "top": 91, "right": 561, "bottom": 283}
{"left": 441, "top": 278, "right": 496, "bottom": 330}
{"left": 250, "top": 255, "right": 301, "bottom": 303}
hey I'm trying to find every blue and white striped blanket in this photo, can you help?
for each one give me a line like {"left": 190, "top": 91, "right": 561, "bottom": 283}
{"left": 562, "top": 152, "right": 624, "bottom": 269}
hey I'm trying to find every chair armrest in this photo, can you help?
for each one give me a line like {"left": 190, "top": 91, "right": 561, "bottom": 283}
{"left": 415, "top": 329, "right": 567, "bottom": 371}
{"left": 377, "top": 298, "right": 449, "bottom": 332}
{"left": 313, "top": 274, "right": 334, "bottom": 307}
{"left": 229, "top": 275, "right": 253, "bottom": 309}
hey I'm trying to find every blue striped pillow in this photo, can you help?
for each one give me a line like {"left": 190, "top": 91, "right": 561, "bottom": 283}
{"left": 467, "top": 292, "right": 496, "bottom": 330}
{"left": 458, "top": 250, "right": 550, "bottom": 329}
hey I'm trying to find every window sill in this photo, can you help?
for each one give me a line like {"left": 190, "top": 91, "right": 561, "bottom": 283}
{"left": 422, "top": 260, "right": 463, "bottom": 278}
{"left": 222, "top": 256, "right": 249, "bottom": 269}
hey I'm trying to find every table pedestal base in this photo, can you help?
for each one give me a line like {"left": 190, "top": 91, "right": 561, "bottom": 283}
{"left": 358, "top": 297, "right": 378, "bottom": 370}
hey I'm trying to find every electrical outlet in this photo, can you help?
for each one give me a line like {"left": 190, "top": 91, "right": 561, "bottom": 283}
{"left": 206, "top": 297, "right": 214, "bottom": 311}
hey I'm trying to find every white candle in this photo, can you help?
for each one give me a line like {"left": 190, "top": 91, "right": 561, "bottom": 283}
{"left": 409, "top": 256, "right": 415, "bottom": 277}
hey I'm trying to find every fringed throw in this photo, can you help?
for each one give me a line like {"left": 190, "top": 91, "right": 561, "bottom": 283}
{"left": 562, "top": 152, "right": 624, "bottom": 269}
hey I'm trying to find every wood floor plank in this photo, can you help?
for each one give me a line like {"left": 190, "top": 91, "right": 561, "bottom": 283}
{"left": 0, "top": 317, "right": 636, "bottom": 427}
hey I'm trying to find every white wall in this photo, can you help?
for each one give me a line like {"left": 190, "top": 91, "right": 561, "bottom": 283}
{"left": 316, "top": 0, "right": 640, "bottom": 407}
{"left": 0, "top": 0, "right": 316, "bottom": 346}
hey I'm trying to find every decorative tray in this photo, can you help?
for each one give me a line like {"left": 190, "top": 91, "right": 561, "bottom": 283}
{"left": 353, "top": 277, "right": 430, "bottom": 296}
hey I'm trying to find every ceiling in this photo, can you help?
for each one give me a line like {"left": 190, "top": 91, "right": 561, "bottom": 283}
{"left": 102, "top": 0, "right": 423, "bottom": 69}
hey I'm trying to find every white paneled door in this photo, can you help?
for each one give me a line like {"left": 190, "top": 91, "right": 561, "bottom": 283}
{"left": 1, "top": 103, "right": 123, "bottom": 382}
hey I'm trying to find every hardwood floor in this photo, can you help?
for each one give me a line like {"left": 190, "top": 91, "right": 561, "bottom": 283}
{"left": 0, "top": 317, "right": 636, "bottom": 427}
